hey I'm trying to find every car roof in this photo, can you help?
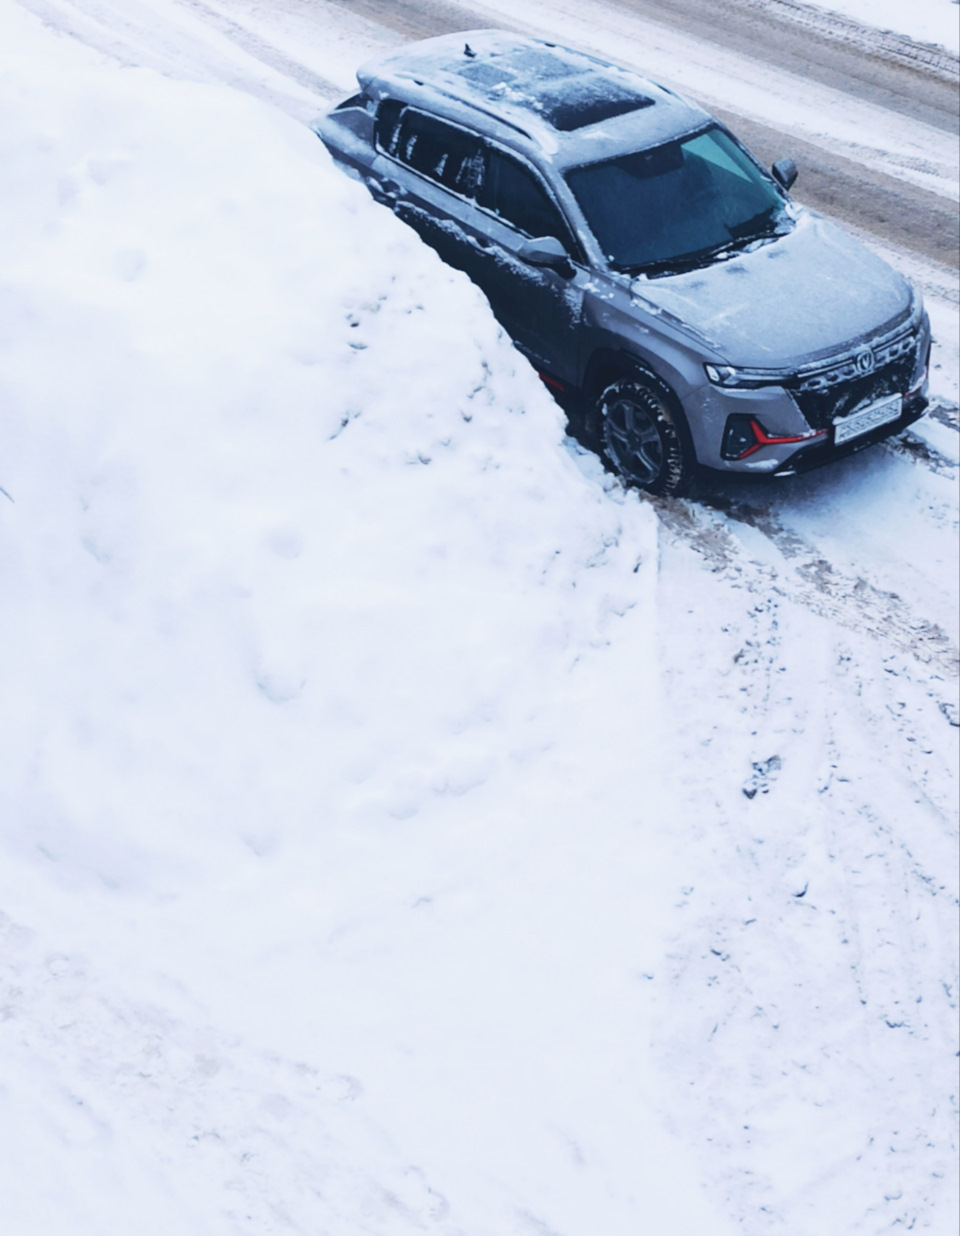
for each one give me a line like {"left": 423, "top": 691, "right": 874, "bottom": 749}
{"left": 356, "top": 30, "right": 711, "bottom": 169}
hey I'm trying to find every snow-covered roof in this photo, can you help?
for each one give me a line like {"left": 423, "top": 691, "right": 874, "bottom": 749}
{"left": 356, "top": 30, "right": 710, "bottom": 167}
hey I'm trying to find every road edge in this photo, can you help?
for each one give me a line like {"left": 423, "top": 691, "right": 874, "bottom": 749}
{"left": 743, "top": 0, "right": 960, "bottom": 81}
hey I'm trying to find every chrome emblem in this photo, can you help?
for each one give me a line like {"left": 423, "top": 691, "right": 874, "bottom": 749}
{"left": 855, "top": 348, "right": 875, "bottom": 375}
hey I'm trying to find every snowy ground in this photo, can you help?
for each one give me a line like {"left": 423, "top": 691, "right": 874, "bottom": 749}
{"left": 801, "top": 0, "right": 959, "bottom": 55}
{"left": 1, "top": 1, "right": 957, "bottom": 1234}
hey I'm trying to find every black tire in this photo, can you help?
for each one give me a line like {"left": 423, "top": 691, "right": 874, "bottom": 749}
{"left": 597, "top": 374, "right": 693, "bottom": 495}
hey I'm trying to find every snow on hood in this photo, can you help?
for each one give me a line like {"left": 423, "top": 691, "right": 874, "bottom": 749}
{"left": 635, "top": 211, "right": 913, "bottom": 367}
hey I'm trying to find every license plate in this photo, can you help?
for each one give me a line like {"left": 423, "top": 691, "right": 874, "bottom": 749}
{"left": 834, "top": 393, "right": 902, "bottom": 445}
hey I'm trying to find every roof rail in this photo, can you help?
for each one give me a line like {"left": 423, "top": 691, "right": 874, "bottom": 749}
{"left": 393, "top": 71, "right": 536, "bottom": 142}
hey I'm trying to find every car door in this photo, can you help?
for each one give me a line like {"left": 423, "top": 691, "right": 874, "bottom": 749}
{"left": 369, "top": 103, "right": 584, "bottom": 387}
{"left": 470, "top": 144, "right": 586, "bottom": 386}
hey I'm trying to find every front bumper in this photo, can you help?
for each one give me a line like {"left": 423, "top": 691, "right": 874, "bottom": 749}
{"left": 687, "top": 313, "right": 930, "bottom": 474}
{"left": 771, "top": 390, "right": 928, "bottom": 475}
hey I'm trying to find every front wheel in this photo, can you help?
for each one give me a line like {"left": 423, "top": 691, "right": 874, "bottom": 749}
{"left": 597, "top": 375, "right": 693, "bottom": 495}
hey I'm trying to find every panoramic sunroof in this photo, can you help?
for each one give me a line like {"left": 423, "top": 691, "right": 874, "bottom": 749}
{"left": 538, "top": 87, "right": 654, "bottom": 132}
{"left": 454, "top": 48, "right": 653, "bottom": 132}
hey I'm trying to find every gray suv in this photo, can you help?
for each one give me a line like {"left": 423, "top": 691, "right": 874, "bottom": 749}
{"left": 314, "top": 30, "right": 930, "bottom": 494}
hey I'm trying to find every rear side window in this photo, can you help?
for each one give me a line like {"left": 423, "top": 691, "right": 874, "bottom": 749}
{"left": 477, "top": 149, "right": 570, "bottom": 244}
{"left": 334, "top": 92, "right": 373, "bottom": 113}
{"left": 379, "top": 104, "right": 484, "bottom": 196}
{"left": 399, "top": 111, "right": 483, "bottom": 193}
{"left": 374, "top": 99, "right": 405, "bottom": 153}
{"left": 374, "top": 103, "right": 574, "bottom": 251}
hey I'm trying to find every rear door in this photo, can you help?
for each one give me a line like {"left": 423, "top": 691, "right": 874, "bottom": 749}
{"left": 370, "top": 103, "right": 584, "bottom": 385}
{"left": 471, "top": 144, "right": 585, "bottom": 384}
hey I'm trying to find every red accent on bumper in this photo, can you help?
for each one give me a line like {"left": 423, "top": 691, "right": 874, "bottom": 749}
{"left": 537, "top": 371, "right": 566, "bottom": 393}
{"left": 736, "top": 418, "right": 828, "bottom": 460}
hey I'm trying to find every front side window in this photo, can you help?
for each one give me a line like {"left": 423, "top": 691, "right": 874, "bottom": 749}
{"left": 476, "top": 148, "right": 570, "bottom": 244}
{"left": 565, "top": 125, "right": 789, "bottom": 276}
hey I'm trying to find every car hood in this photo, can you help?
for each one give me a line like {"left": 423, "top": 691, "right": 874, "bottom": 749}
{"left": 632, "top": 212, "right": 913, "bottom": 368}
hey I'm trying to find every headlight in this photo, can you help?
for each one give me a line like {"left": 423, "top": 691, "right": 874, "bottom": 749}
{"left": 704, "top": 364, "right": 738, "bottom": 386}
{"left": 703, "top": 363, "right": 789, "bottom": 389}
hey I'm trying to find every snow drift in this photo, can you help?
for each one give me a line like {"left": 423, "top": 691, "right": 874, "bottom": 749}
{"left": 0, "top": 6, "right": 724, "bottom": 1234}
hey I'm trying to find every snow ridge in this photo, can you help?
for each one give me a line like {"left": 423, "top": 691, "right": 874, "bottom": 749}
{"left": 742, "top": 0, "right": 960, "bottom": 76}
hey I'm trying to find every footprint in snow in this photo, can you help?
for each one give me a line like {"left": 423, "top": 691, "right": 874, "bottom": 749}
{"left": 742, "top": 754, "right": 782, "bottom": 798}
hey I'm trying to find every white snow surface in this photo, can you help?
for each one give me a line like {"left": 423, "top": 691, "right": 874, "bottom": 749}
{"left": 801, "top": 0, "right": 960, "bottom": 54}
{"left": 0, "top": 7, "right": 718, "bottom": 1233}
{"left": 1, "top": 3, "right": 958, "bottom": 1235}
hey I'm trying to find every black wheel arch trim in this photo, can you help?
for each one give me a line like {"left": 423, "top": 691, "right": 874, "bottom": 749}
{"left": 582, "top": 347, "right": 699, "bottom": 463}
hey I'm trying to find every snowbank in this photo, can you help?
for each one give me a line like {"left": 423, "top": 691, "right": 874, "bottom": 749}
{"left": 0, "top": 6, "right": 726, "bottom": 1233}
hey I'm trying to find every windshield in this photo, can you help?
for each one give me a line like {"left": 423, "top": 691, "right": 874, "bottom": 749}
{"left": 564, "top": 125, "right": 789, "bottom": 276}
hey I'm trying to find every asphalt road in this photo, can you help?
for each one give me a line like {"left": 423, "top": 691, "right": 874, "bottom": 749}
{"left": 309, "top": 0, "right": 960, "bottom": 270}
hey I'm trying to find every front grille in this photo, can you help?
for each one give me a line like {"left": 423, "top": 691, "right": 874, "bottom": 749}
{"left": 794, "top": 326, "right": 917, "bottom": 393}
{"left": 788, "top": 348, "right": 918, "bottom": 431}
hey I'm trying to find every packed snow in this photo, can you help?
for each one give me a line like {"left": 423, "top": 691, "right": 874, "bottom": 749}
{"left": 801, "top": 0, "right": 960, "bottom": 55}
{"left": 0, "top": 2, "right": 957, "bottom": 1234}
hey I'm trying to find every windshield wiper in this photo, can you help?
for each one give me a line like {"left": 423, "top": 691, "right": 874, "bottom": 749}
{"left": 623, "top": 217, "right": 790, "bottom": 280}
{"left": 622, "top": 244, "right": 736, "bottom": 278}
{"left": 728, "top": 205, "right": 787, "bottom": 242}
{"left": 624, "top": 256, "right": 710, "bottom": 278}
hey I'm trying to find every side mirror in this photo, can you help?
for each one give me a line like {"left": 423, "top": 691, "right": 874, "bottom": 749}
{"left": 772, "top": 158, "right": 798, "bottom": 192}
{"left": 518, "top": 235, "right": 574, "bottom": 277}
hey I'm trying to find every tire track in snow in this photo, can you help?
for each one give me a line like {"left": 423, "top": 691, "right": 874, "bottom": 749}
{"left": 594, "top": 0, "right": 959, "bottom": 95}
{"left": 736, "top": 0, "right": 959, "bottom": 82}
{"left": 14, "top": 0, "right": 341, "bottom": 118}
{"left": 655, "top": 495, "right": 959, "bottom": 677}
{"left": 172, "top": 0, "right": 342, "bottom": 100}
{"left": 885, "top": 422, "right": 959, "bottom": 475}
